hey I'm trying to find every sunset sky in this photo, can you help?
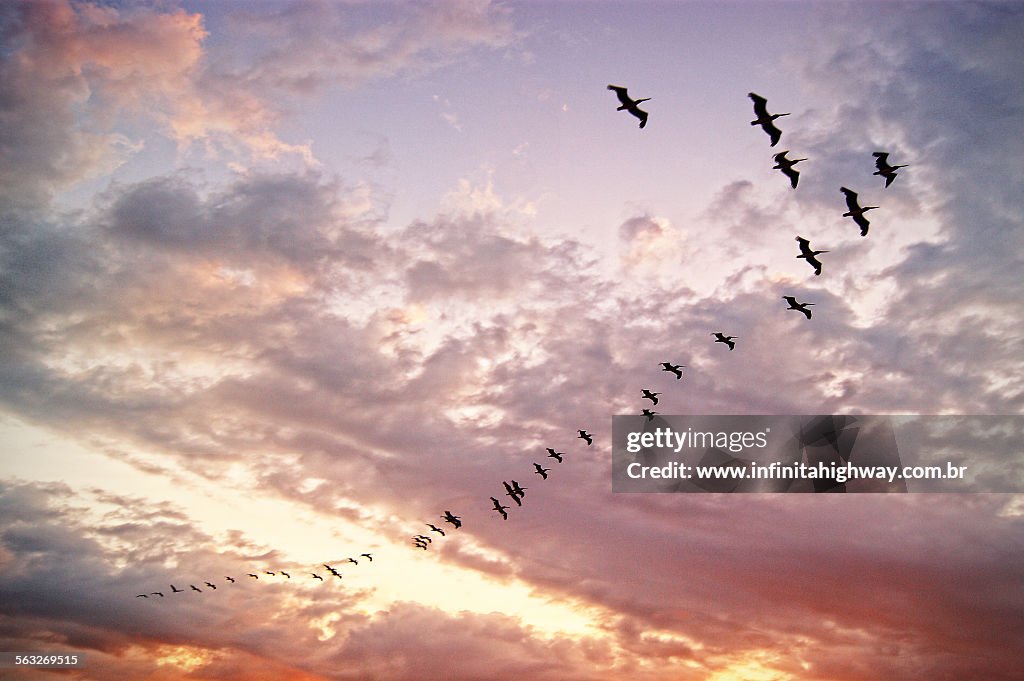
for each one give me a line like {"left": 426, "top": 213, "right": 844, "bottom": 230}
{"left": 1, "top": 1, "right": 1023, "bottom": 680}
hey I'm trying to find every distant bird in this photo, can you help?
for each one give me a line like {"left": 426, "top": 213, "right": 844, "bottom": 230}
{"left": 427, "top": 524, "right": 446, "bottom": 536}
{"left": 190, "top": 585, "right": 202, "bottom": 593}
{"left": 795, "top": 236, "right": 828, "bottom": 276}
{"left": 346, "top": 558, "right": 359, "bottom": 566}
{"left": 546, "top": 447, "right": 564, "bottom": 463}
{"left": 872, "top": 152, "right": 907, "bottom": 187}
{"left": 533, "top": 462, "right": 550, "bottom": 479}
{"left": 840, "top": 187, "right": 878, "bottom": 237}
{"left": 642, "top": 408, "right": 657, "bottom": 421}
{"left": 712, "top": 332, "right": 737, "bottom": 350}
{"left": 151, "top": 592, "right": 164, "bottom": 597}
{"left": 361, "top": 553, "right": 373, "bottom": 562}
{"left": 280, "top": 571, "right": 291, "bottom": 579}
{"left": 660, "top": 362, "right": 685, "bottom": 379}
{"left": 491, "top": 496, "right": 510, "bottom": 520}
{"left": 204, "top": 581, "right": 217, "bottom": 589}
{"left": 641, "top": 389, "right": 661, "bottom": 405}
{"left": 170, "top": 584, "right": 183, "bottom": 593}
{"left": 578, "top": 430, "right": 593, "bottom": 445}
{"left": 772, "top": 151, "right": 805, "bottom": 188}
{"left": 264, "top": 571, "right": 276, "bottom": 577}
{"left": 442, "top": 511, "right": 463, "bottom": 529}
{"left": 511, "top": 480, "right": 527, "bottom": 498}
{"left": 224, "top": 576, "right": 235, "bottom": 583}
{"left": 312, "top": 573, "right": 324, "bottom": 581}
{"left": 412, "top": 541, "right": 428, "bottom": 550}
{"left": 783, "top": 295, "right": 815, "bottom": 319}
{"left": 324, "top": 564, "right": 341, "bottom": 577}
{"left": 247, "top": 573, "right": 259, "bottom": 579}
{"left": 503, "top": 481, "right": 523, "bottom": 506}
{"left": 749, "top": 92, "right": 789, "bottom": 146}
{"left": 136, "top": 594, "right": 148, "bottom": 598}
{"left": 414, "top": 534, "right": 432, "bottom": 544}
{"left": 607, "top": 84, "right": 650, "bottom": 128}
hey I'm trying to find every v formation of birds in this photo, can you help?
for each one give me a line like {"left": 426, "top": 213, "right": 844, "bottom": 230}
{"left": 136, "top": 86, "right": 907, "bottom": 603}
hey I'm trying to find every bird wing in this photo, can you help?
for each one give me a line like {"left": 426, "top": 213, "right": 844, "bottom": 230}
{"left": 608, "top": 85, "right": 632, "bottom": 106}
{"left": 749, "top": 92, "right": 769, "bottom": 118}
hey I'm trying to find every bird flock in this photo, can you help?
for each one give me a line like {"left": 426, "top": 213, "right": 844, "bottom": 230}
{"left": 135, "top": 84, "right": 910, "bottom": 604}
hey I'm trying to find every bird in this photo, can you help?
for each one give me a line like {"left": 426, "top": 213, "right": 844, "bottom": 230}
{"left": 136, "top": 594, "right": 148, "bottom": 598}
{"left": 772, "top": 151, "right": 805, "bottom": 188}
{"left": 872, "top": 152, "right": 907, "bottom": 187}
{"left": 546, "top": 447, "right": 564, "bottom": 463}
{"left": 491, "top": 496, "right": 510, "bottom": 520}
{"left": 511, "top": 480, "right": 527, "bottom": 498}
{"left": 280, "top": 571, "right": 291, "bottom": 579}
{"left": 749, "top": 92, "right": 789, "bottom": 146}
{"left": 533, "top": 462, "right": 550, "bottom": 479}
{"left": 190, "top": 585, "right": 202, "bottom": 593}
{"left": 412, "top": 540, "right": 428, "bottom": 550}
{"left": 414, "top": 535, "right": 432, "bottom": 544}
{"left": 442, "top": 511, "right": 462, "bottom": 529}
{"left": 642, "top": 408, "right": 657, "bottom": 421}
{"left": 578, "top": 430, "right": 593, "bottom": 445}
{"left": 840, "top": 187, "right": 878, "bottom": 237}
{"left": 360, "top": 553, "right": 373, "bottom": 562}
{"left": 204, "top": 581, "right": 217, "bottom": 590}
{"left": 346, "top": 558, "right": 359, "bottom": 566}
{"left": 224, "top": 576, "right": 235, "bottom": 583}
{"left": 503, "top": 481, "right": 523, "bottom": 506}
{"left": 427, "top": 524, "right": 446, "bottom": 536}
{"left": 660, "top": 362, "right": 685, "bottom": 379}
{"left": 783, "top": 295, "right": 814, "bottom": 319}
{"left": 712, "top": 332, "right": 737, "bottom": 350}
{"left": 312, "top": 573, "right": 324, "bottom": 581}
{"left": 247, "top": 573, "right": 259, "bottom": 579}
{"left": 641, "top": 389, "right": 661, "bottom": 405}
{"left": 795, "top": 236, "right": 828, "bottom": 276}
{"left": 264, "top": 571, "right": 276, "bottom": 577}
{"left": 607, "top": 84, "right": 650, "bottom": 128}
{"left": 151, "top": 592, "right": 164, "bottom": 597}
{"left": 170, "top": 584, "right": 183, "bottom": 593}
{"left": 323, "top": 564, "right": 341, "bottom": 577}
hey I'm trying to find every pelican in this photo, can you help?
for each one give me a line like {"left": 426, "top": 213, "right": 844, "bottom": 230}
{"left": 782, "top": 295, "right": 814, "bottom": 319}
{"left": 660, "top": 362, "right": 685, "bottom": 379}
{"left": 642, "top": 408, "right": 657, "bottom": 421}
{"left": 840, "top": 187, "right": 878, "bottom": 236}
{"left": 546, "top": 447, "right": 564, "bottom": 463}
{"left": 151, "top": 592, "right": 164, "bottom": 597}
{"left": 204, "top": 582, "right": 217, "bottom": 590}
{"left": 872, "top": 152, "right": 907, "bottom": 187}
{"left": 578, "top": 430, "right": 593, "bottom": 445}
{"left": 170, "top": 584, "right": 183, "bottom": 593}
{"left": 533, "top": 463, "right": 550, "bottom": 479}
{"left": 712, "top": 332, "right": 737, "bottom": 350}
{"left": 361, "top": 553, "right": 373, "bottom": 562}
{"left": 136, "top": 594, "right": 148, "bottom": 598}
{"left": 641, "top": 389, "right": 661, "bottom": 405}
{"left": 491, "top": 496, "right": 510, "bottom": 520}
{"left": 607, "top": 84, "right": 650, "bottom": 128}
{"left": 247, "top": 573, "right": 259, "bottom": 579}
{"left": 190, "top": 585, "right": 202, "bottom": 593}
{"left": 346, "top": 558, "right": 359, "bottom": 566}
{"left": 312, "top": 573, "right": 324, "bottom": 581}
{"left": 503, "top": 481, "right": 523, "bottom": 506}
{"left": 795, "top": 236, "right": 828, "bottom": 276}
{"left": 224, "top": 576, "right": 235, "bottom": 583}
{"left": 749, "top": 92, "right": 789, "bottom": 146}
{"left": 772, "top": 151, "right": 805, "bottom": 188}
{"left": 427, "top": 524, "right": 446, "bottom": 536}
{"left": 511, "top": 480, "right": 527, "bottom": 498}
{"left": 442, "top": 511, "right": 463, "bottom": 529}
{"left": 280, "top": 571, "right": 291, "bottom": 579}
{"left": 414, "top": 535, "right": 432, "bottom": 544}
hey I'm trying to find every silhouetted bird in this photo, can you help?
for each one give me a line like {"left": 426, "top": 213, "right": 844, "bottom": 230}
{"left": 427, "top": 524, "right": 446, "bottom": 536}
{"left": 772, "top": 151, "right": 805, "bottom": 188}
{"left": 204, "top": 582, "right": 217, "bottom": 589}
{"left": 414, "top": 535, "right": 432, "bottom": 544}
{"left": 533, "top": 463, "right": 550, "bottom": 479}
{"left": 190, "top": 585, "right": 202, "bottom": 593}
{"left": 872, "top": 152, "right": 907, "bottom": 187}
{"left": 264, "top": 571, "right": 275, "bottom": 577}
{"left": 312, "top": 573, "right": 324, "bottom": 581}
{"left": 578, "top": 430, "right": 593, "bottom": 445}
{"left": 607, "top": 85, "right": 650, "bottom": 128}
{"left": 546, "top": 447, "right": 564, "bottom": 463}
{"left": 660, "top": 362, "right": 685, "bottom": 379}
{"left": 641, "top": 389, "right": 661, "bottom": 405}
{"left": 442, "top": 511, "right": 463, "bottom": 529}
{"left": 491, "top": 497, "right": 510, "bottom": 520}
{"left": 749, "top": 92, "right": 789, "bottom": 146}
{"left": 224, "top": 576, "right": 235, "bottom": 583}
{"left": 783, "top": 295, "right": 814, "bottom": 319}
{"left": 170, "top": 584, "right": 183, "bottom": 593}
{"left": 324, "top": 564, "right": 341, "bottom": 577}
{"left": 503, "top": 481, "right": 523, "bottom": 506}
{"left": 151, "top": 592, "right": 164, "bottom": 597}
{"left": 412, "top": 541, "right": 428, "bottom": 550}
{"left": 361, "top": 553, "right": 373, "bottom": 562}
{"left": 346, "top": 558, "right": 359, "bottom": 566}
{"left": 136, "top": 594, "right": 148, "bottom": 598}
{"left": 247, "top": 573, "right": 259, "bottom": 579}
{"left": 712, "top": 332, "right": 737, "bottom": 350}
{"left": 840, "top": 187, "right": 878, "bottom": 236}
{"left": 642, "top": 408, "right": 657, "bottom": 421}
{"left": 511, "top": 480, "right": 527, "bottom": 498}
{"left": 796, "top": 236, "right": 828, "bottom": 276}
{"left": 280, "top": 571, "right": 291, "bottom": 579}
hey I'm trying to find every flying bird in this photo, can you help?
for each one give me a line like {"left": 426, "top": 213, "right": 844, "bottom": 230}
{"left": 224, "top": 576, "right": 235, "bottom": 583}
{"left": 641, "top": 389, "right": 661, "bottom": 405}
{"left": 511, "top": 480, "right": 527, "bottom": 498}
{"left": 607, "top": 84, "right": 650, "bottom": 128}
{"left": 546, "top": 447, "right": 564, "bottom": 463}
{"left": 840, "top": 187, "right": 878, "bottom": 236}
{"left": 264, "top": 571, "right": 276, "bottom": 577}
{"left": 642, "top": 408, "right": 658, "bottom": 421}
{"left": 414, "top": 535, "right": 433, "bottom": 544}
{"left": 533, "top": 462, "right": 550, "bottom": 479}
{"left": 412, "top": 540, "right": 428, "bottom": 550}
{"left": 427, "top": 524, "right": 446, "bottom": 536}
{"left": 204, "top": 581, "right": 217, "bottom": 590}
{"left": 795, "top": 236, "right": 828, "bottom": 276}
{"left": 772, "top": 151, "right": 805, "bottom": 188}
{"left": 712, "top": 332, "right": 737, "bottom": 350}
{"left": 491, "top": 496, "right": 510, "bottom": 520}
{"left": 280, "top": 571, "right": 291, "bottom": 579}
{"left": 503, "top": 481, "right": 523, "bottom": 506}
{"left": 361, "top": 553, "right": 373, "bottom": 562}
{"left": 170, "top": 584, "right": 183, "bottom": 593}
{"left": 442, "top": 511, "right": 463, "bottom": 529}
{"left": 136, "top": 594, "right": 148, "bottom": 598}
{"left": 749, "top": 92, "right": 789, "bottom": 146}
{"left": 578, "top": 430, "right": 593, "bottom": 445}
{"left": 151, "top": 592, "right": 164, "bottom": 597}
{"left": 872, "top": 152, "right": 907, "bottom": 187}
{"left": 660, "top": 362, "right": 685, "bottom": 379}
{"left": 312, "top": 573, "right": 324, "bottom": 581}
{"left": 323, "top": 564, "right": 341, "bottom": 577}
{"left": 247, "top": 573, "right": 259, "bottom": 579}
{"left": 783, "top": 295, "right": 815, "bottom": 319}
{"left": 346, "top": 558, "right": 359, "bottom": 566}
{"left": 190, "top": 585, "right": 202, "bottom": 593}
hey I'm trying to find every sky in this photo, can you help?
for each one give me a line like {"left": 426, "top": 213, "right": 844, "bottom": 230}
{"left": 1, "top": 1, "right": 1023, "bottom": 679}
